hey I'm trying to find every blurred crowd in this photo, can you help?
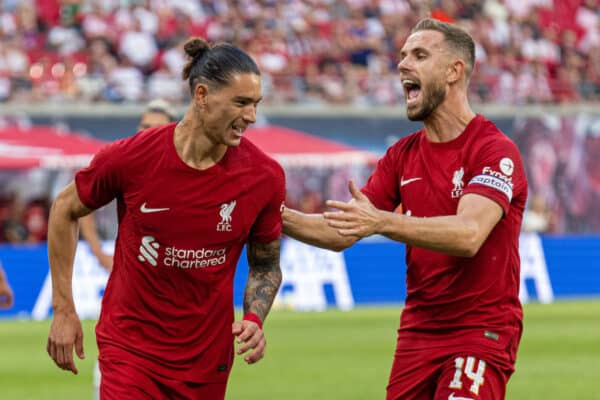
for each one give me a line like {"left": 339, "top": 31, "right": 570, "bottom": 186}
{"left": 0, "top": 191, "right": 48, "bottom": 243}
{"left": 0, "top": 0, "right": 599, "bottom": 105}
{"left": 518, "top": 114, "right": 600, "bottom": 234}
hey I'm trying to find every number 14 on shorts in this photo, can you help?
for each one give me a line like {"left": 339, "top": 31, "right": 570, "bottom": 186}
{"left": 449, "top": 356, "right": 486, "bottom": 396}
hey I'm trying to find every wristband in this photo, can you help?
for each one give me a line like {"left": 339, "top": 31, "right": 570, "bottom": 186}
{"left": 243, "top": 313, "right": 263, "bottom": 329}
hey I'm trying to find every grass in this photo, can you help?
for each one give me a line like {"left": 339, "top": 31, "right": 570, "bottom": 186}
{"left": 0, "top": 301, "right": 599, "bottom": 399}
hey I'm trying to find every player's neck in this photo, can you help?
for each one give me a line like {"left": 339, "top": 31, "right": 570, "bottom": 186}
{"left": 173, "top": 111, "right": 227, "bottom": 170}
{"left": 423, "top": 94, "right": 475, "bottom": 143}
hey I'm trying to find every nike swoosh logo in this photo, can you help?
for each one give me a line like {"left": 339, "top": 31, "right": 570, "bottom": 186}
{"left": 400, "top": 177, "right": 422, "bottom": 187}
{"left": 140, "top": 202, "right": 170, "bottom": 213}
{"left": 448, "top": 393, "right": 474, "bottom": 400}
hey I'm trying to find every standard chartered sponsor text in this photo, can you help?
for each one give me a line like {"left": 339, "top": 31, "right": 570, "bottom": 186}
{"left": 164, "top": 246, "right": 227, "bottom": 269}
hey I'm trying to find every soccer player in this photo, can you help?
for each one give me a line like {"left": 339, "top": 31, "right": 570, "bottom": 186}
{"left": 79, "top": 98, "right": 177, "bottom": 272}
{"left": 137, "top": 98, "right": 177, "bottom": 131}
{"left": 0, "top": 262, "right": 14, "bottom": 309}
{"left": 283, "top": 19, "right": 527, "bottom": 400}
{"left": 46, "top": 37, "right": 285, "bottom": 399}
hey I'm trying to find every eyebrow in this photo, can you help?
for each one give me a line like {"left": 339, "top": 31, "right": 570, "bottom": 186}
{"left": 399, "top": 46, "right": 430, "bottom": 58}
{"left": 234, "top": 96, "right": 263, "bottom": 103}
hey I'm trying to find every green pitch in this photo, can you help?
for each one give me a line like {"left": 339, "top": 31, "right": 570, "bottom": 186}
{"left": 0, "top": 301, "right": 599, "bottom": 399}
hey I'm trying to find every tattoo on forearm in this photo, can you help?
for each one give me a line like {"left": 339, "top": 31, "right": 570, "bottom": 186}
{"left": 244, "top": 239, "right": 282, "bottom": 322}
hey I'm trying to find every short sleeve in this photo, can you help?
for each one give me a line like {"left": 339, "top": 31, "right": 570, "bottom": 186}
{"left": 361, "top": 146, "right": 400, "bottom": 212}
{"left": 462, "top": 137, "right": 527, "bottom": 215}
{"left": 75, "top": 140, "right": 126, "bottom": 210}
{"left": 249, "top": 164, "right": 286, "bottom": 243}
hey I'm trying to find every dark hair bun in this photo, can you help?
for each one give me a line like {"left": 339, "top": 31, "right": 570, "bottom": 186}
{"left": 182, "top": 37, "right": 210, "bottom": 80}
{"left": 184, "top": 37, "right": 210, "bottom": 60}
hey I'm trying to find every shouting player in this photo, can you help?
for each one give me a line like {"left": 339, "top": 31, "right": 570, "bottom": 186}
{"left": 284, "top": 18, "right": 527, "bottom": 400}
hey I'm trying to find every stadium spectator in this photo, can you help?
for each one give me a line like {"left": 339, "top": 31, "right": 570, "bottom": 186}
{"left": 0, "top": 261, "right": 13, "bottom": 309}
{"left": 580, "top": 46, "right": 600, "bottom": 100}
{"left": 118, "top": 19, "right": 158, "bottom": 71}
{"left": 46, "top": 37, "right": 284, "bottom": 399}
{"left": 522, "top": 194, "right": 552, "bottom": 232}
{"left": 1, "top": 193, "right": 29, "bottom": 243}
{"left": 515, "top": 60, "right": 553, "bottom": 103}
{"left": 23, "top": 200, "right": 48, "bottom": 242}
{"left": 80, "top": 2, "right": 113, "bottom": 42}
{"left": 104, "top": 56, "right": 144, "bottom": 102}
{"left": 283, "top": 19, "right": 527, "bottom": 399}
{"left": 146, "top": 63, "right": 185, "bottom": 102}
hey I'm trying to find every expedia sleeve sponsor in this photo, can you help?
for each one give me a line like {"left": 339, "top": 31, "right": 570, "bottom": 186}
{"left": 468, "top": 174, "right": 513, "bottom": 202}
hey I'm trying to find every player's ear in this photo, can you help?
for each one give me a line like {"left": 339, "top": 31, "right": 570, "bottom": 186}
{"left": 194, "top": 84, "right": 209, "bottom": 110}
{"left": 446, "top": 59, "right": 464, "bottom": 84}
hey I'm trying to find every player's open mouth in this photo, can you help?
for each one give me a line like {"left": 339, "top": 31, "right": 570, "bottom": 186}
{"left": 232, "top": 126, "right": 245, "bottom": 137}
{"left": 402, "top": 79, "right": 421, "bottom": 106}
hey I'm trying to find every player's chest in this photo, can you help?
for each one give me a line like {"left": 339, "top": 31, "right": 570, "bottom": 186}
{"left": 123, "top": 174, "right": 263, "bottom": 243}
{"left": 399, "top": 152, "right": 472, "bottom": 217}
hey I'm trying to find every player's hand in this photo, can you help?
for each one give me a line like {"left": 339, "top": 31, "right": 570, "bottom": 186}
{"left": 324, "top": 180, "right": 383, "bottom": 237}
{"left": 47, "top": 310, "right": 85, "bottom": 374}
{"left": 232, "top": 320, "right": 266, "bottom": 364}
{"left": 0, "top": 280, "right": 14, "bottom": 309}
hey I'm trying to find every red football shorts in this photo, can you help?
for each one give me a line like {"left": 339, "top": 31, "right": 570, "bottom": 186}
{"left": 387, "top": 350, "right": 512, "bottom": 400}
{"left": 99, "top": 357, "right": 228, "bottom": 400}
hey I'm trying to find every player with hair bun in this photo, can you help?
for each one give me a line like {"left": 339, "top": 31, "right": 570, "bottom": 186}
{"left": 47, "top": 37, "right": 285, "bottom": 399}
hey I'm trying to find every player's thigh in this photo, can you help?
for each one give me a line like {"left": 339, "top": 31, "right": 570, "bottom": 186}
{"left": 434, "top": 354, "right": 507, "bottom": 400}
{"left": 386, "top": 350, "right": 439, "bottom": 400}
{"left": 99, "top": 358, "right": 159, "bottom": 400}
{"left": 165, "top": 380, "right": 227, "bottom": 400}
{"left": 100, "top": 357, "right": 228, "bottom": 400}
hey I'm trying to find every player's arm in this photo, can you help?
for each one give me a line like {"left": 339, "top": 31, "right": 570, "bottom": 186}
{"left": 283, "top": 207, "right": 359, "bottom": 252}
{"left": 46, "top": 182, "right": 92, "bottom": 374}
{"left": 79, "top": 213, "right": 113, "bottom": 271}
{"left": 233, "top": 239, "right": 282, "bottom": 364}
{"left": 326, "top": 181, "right": 502, "bottom": 257}
{"left": 0, "top": 264, "right": 14, "bottom": 309}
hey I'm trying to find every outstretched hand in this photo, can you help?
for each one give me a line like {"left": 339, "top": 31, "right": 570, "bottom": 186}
{"left": 324, "top": 180, "right": 383, "bottom": 238}
{"left": 232, "top": 319, "right": 266, "bottom": 364}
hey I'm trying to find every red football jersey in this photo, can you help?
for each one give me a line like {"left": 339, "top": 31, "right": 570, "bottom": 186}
{"left": 362, "top": 115, "right": 527, "bottom": 368}
{"left": 75, "top": 123, "right": 285, "bottom": 383}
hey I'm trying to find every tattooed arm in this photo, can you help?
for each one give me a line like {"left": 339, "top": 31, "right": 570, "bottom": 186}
{"left": 244, "top": 239, "right": 282, "bottom": 320}
{"left": 232, "top": 239, "right": 282, "bottom": 364}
